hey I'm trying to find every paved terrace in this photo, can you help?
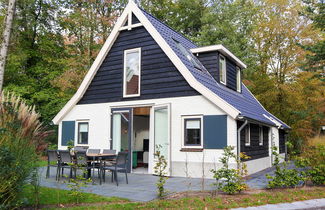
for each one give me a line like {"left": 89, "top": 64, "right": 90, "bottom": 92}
{"left": 39, "top": 166, "right": 274, "bottom": 202}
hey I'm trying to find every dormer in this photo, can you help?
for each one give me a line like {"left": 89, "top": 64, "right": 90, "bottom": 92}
{"left": 191, "top": 45, "right": 246, "bottom": 92}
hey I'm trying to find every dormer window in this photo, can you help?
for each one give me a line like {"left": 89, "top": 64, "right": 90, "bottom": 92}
{"left": 236, "top": 66, "right": 241, "bottom": 92}
{"left": 219, "top": 55, "right": 226, "bottom": 85}
{"left": 123, "top": 48, "right": 141, "bottom": 97}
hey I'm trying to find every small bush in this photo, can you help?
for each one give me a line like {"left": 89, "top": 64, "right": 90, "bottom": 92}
{"left": 298, "top": 137, "right": 325, "bottom": 185}
{"left": 266, "top": 146, "right": 304, "bottom": 188}
{"left": 0, "top": 92, "right": 49, "bottom": 208}
{"left": 211, "top": 146, "right": 249, "bottom": 194}
{"left": 154, "top": 145, "right": 169, "bottom": 198}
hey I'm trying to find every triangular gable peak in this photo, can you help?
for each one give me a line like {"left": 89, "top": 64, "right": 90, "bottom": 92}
{"left": 52, "top": 1, "right": 240, "bottom": 124}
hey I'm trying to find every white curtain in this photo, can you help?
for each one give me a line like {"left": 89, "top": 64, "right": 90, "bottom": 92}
{"left": 112, "top": 113, "right": 121, "bottom": 152}
{"left": 154, "top": 107, "right": 168, "bottom": 158}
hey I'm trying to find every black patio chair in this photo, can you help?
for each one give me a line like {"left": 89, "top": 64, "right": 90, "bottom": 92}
{"left": 57, "top": 150, "right": 74, "bottom": 180}
{"left": 46, "top": 150, "right": 59, "bottom": 180}
{"left": 74, "top": 146, "right": 88, "bottom": 153}
{"left": 87, "top": 149, "right": 101, "bottom": 154}
{"left": 102, "top": 151, "right": 128, "bottom": 186}
{"left": 74, "top": 151, "right": 93, "bottom": 178}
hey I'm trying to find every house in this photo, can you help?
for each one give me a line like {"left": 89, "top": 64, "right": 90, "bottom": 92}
{"left": 53, "top": 1, "right": 290, "bottom": 178}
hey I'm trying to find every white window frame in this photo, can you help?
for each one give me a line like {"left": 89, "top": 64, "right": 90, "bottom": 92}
{"left": 259, "top": 126, "right": 264, "bottom": 146}
{"left": 123, "top": 48, "right": 141, "bottom": 98}
{"left": 245, "top": 124, "right": 250, "bottom": 146}
{"left": 219, "top": 54, "right": 227, "bottom": 85}
{"left": 75, "top": 120, "right": 90, "bottom": 146}
{"left": 236, "top": 66, "right": 241, "bottom": 92}
{"left": 181, "top": 115, "right": 203, "bottom": 149}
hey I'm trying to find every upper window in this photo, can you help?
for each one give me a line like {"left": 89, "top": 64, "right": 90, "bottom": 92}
{"left": 236, "top": 67, "right": 241, "bottom": 92}
{"left": 219, "top": 55, "right": 226, "bottom": 85}
{"left": 124, "top": 48, "right": 141, "bottom": 97}
{"left": 183, "top": 117, "right": 202, "bottom": 147}
{"left": 259, "top": 126, "right": 263, "bottom": 146}
{"left": 174, "top": 40, "right": 204, "bottom": 71}
{"left": 245, "top": 124, "right": 250, "bottom": 146}
{"left": 78, "top": 122, "right": 89, "bottom": 145}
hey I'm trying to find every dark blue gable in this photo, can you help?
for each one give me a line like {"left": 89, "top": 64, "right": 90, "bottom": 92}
{"left": 78, "top": 26, "right": 199, "bottom": 104}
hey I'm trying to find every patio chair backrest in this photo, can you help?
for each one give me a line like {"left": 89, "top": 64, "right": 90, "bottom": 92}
{"left": 116, "top": 152, "right": 128, "bottom": 168}
{"left": 58, "top": 150, "right": 72, "bottom": 163}
{"left": 74, "top": 146, "right": 88, "bottom": 152}
{"left": 87, "top": 149, "right": 100, "bottom": 154}
{"left": 47, "top": 150, "right": 58, "bottom": 162}
{"left": 102, "top": 149, "right": 116, "bottom": 154}
{"left": 75, "top": 151, "right": 88, "bottom": 165}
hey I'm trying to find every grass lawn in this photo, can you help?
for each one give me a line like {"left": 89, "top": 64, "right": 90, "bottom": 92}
{"left": 23, "top": 186, "right": 325, "bottom": 209}
{"left": 22, "top": 185, "right": 128, "bottom": 207}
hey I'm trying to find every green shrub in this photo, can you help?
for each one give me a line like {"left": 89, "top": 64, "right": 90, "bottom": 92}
{"left": 266, "top": 146, "right": 304, "bottom": 188}
{"left": 297, "top": 138, "right": 325, "bottom": 185}
{"left": 0, "top": 92, "right": 49, "bottom": 208}
{"left": 154, "top": 145, "right": 169, "bottom": 198}
{"left": 211, "top": 146, "right": 249, "bottom": 194}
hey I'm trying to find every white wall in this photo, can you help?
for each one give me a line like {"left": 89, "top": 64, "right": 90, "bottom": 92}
{"left": 57, "top": 95, "right": 257, "bottom": 178}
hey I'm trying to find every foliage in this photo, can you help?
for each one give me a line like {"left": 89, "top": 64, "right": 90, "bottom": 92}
{"left": 65, "top": 156, "right": 92, "bottom": 204}
{"left": 67, "top": 139, "right": 74, "bottom": 151}
{"left": 296, "top": 136, "right": 325, "bottom": 185}
{"left": 211, "top": 146, "right": 249, "bottom": 194}
{"left": 154, "top": 145, "right": 169, "bottom": 198}
{"left": 266, "top": 146, "right": 304, "bottom": 188}
{"left": 0, "top": 91, "right": 49, "bottom": 208}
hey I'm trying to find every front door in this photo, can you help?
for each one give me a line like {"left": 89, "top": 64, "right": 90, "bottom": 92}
{"left": 111, "top": 108, "right": 132, "bottom": 172}
{"left": 149, "top": 104, "right": 170, "bottom": 175}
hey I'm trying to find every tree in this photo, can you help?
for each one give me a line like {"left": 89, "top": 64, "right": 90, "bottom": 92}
{"left": 199, "top": 0, "right": 258, "bottom": 78}
{"left": 0, "top": 0, "right": 16, "bottom": 92}
{"left": 300, "top": 0, "right": 325, "bottom": 74}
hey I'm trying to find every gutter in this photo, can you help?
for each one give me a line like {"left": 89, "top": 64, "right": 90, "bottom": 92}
{"left": 237, "top": 116, "right": 248, "bottom": 161}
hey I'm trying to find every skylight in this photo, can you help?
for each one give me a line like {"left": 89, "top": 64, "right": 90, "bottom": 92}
{"left": 174, "top": 39, "right": 204, "bottom": 71}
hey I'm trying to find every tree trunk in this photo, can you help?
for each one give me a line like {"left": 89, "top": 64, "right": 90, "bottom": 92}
{"left": 0, "top": 0, "right": 16, "bottom": 92}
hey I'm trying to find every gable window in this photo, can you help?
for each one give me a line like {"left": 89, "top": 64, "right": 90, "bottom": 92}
{"left": 183, "top": 116, "right": 203, "bottom": 147}
{"left": 259, "top": 126, "right": 263, "bottom": 146}
{"left": 236, "top": 67, "right": 241, "bottom": 92}
{"left": 245, "top": 124, "right": 250, "bottom": 146}
{"left": 124, "top": 48, "right": 141, "bottom": 97}
{"left": 78, "top": 122, "right": 89, "bottom": 145}
{"left": 219, "top": 55, "right": 226, "bottom": 85}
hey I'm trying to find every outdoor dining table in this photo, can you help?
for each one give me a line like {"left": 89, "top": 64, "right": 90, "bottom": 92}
{"left": 86, "top": 153, "right": 116, "bottom": 185}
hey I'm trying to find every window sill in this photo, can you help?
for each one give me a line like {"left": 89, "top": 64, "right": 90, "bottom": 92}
{"left": 180, "top": 148, "right": 203, "bottom": 152}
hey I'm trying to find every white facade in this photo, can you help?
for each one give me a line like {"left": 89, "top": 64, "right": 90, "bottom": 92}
{"left": 57, "top": 95, "right": 282, "bottom": 178}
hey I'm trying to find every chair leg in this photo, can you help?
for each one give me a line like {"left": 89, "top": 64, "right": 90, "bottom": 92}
{"left": 46, "top": 165, "right": 49, "bottom": 178}
{"left": 125, "top": 171, "right": 128, "bottom": 184}
{"left": 115, "top": 171, "right": 118, "bottom": 186}
{"left": 111, "top": 171, "right": 114, "bottom": 183}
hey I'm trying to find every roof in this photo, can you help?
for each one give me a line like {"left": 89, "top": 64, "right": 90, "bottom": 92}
{"left": 53, "top": 1, "right": 289, "bottom": 129}
{"left": 140, "top": 8, "right": 289, "bottom": 129}
{"left": 191, "top": 45, "right": 247, "bottom": 69}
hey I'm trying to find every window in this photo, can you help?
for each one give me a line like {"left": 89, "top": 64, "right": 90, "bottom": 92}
{"left": 219, "top": 55, "right": 226, "bottom": 84}
{"left": 78, "top": 122, "right": 89, "bottom": 144}
{"left": 245, "top": 124, "right": 250, "bottom": 146}
{"left": 124, "top": 48, "right": 141, "bottom": 97}
{"left": 183, "top": 117, "right": 202, "bottom": 147}
{"left": 259, "top": 126, "right": 263, "bottom": 146}
{"left": 236, "top": 67, "right": 241, "bottom": 92}
{"left": 174, "top": 39, "right": 204, "bottom": 71}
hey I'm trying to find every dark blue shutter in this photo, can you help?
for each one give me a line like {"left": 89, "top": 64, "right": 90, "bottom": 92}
{"left": 61, "top": 121, "right": 75, "bottom": 146}
{"left": 203, "top": 115, "right": 227, "bottom": 149}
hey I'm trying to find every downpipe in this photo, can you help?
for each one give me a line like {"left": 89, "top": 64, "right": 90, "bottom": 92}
{"left": 237, "top": 119, "right": 248, "bottom": 164}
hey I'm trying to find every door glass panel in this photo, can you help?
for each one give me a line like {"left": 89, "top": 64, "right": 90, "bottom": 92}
{"left": 112, "top": 112, "right": 130, "bottom": 152}
{"left": 154, "top": 107, "right": 168, "bottom": 158}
